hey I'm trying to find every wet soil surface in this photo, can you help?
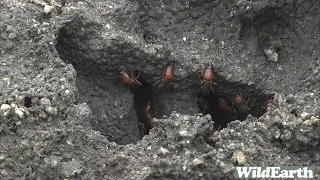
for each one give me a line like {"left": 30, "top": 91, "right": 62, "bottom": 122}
{"left": 0, "top": 0, "right": 319, "bottom": 179}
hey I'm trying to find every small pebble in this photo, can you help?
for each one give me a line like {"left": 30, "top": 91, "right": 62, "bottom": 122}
{"left": 275, "top": 130, "right": 281, "bottom": 139}
{"left": 40, "top": 98, "right": 51, "bottom": 106}
{"left": 14, "top": 108, "right": 25, "bottom": 119}
{"left": 179, "top": 130, "right": 189, "bottom": 137}
{"left": 231, "top": 151, "right": 246, "bottom": 165}
{"left": 193, "top": 158, "right": 202, "bottom": 166}
{"left": 65, "top": 89, "right": 71, "bottom": 95}
{"left": 204, "top": 114, "right": 212, "bottom": 121}
{"left": 0, "top": 169, "right": 8, "bottom": 176}
{"left": 0, "top": 104, "right": 10, "bottom": 111}
{"left": 264, "top": 46, "right": 278, "bottom": 62}
{"left": 303, "top": 116, "right": 320, "bottom": 125}
{"left": 44, "top": 5, "right": 55, "bottom": 14}
{"left": 45, "top": 106, "right": 58, "bottom": 116}
{"left": 300, "top": 112, "right": 310, "bottom": 120}
{"left": 226, "top": 74, "right": 232, "bottom": 80}
{"left": 160, "top": 147, "right": 169, "bottom": 154}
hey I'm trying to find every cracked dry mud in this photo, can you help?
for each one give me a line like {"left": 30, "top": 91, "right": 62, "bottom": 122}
{"left": 0, "top": 0, "right": 320, "bottom": 179}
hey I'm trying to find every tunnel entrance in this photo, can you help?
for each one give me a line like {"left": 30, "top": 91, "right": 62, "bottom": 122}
{"left": 55, "top": 18, "right": 166, "bottom": 145}
{"left": 194, "top": 69, "right": 274, "bottom": 130}
{"left": 55, "top": 18, "right": 274, "bottom": 145}
{"left": 196, "top": 89, "right": 273, "bottom": 130}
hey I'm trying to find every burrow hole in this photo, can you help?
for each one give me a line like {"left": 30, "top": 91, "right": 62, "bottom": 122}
{"left": 24, "top": 97, "right": 32, "bottom": 108}
{"left": 55, "top": 19, "right": 273, "bottom": 145}
{"left": 194, "top": 72, "right": 274, "bottom": 130}
{"left": 55, "top": 19, "right": 166, "bottom": 145}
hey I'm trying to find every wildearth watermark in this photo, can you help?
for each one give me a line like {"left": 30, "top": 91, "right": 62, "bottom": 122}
{"left": 234, "top": 166, "right": 315, "bottom": 179}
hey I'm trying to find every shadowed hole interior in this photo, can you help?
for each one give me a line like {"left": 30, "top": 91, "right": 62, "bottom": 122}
{"left": 131, "top": 73, "right": 156, "bottom": 137}
{"left": 55, "top": 18, "right": 161, "bottom": 145}
{"left": 23, "top": 97, "right": 32, "bottom": 108}
{"left": 195, "top": 73, "right": 273, "bottom": 130}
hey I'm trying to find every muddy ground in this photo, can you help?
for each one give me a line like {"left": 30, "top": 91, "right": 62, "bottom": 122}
{"left": 0, "top": 0, "right": 320, "bottom": 179}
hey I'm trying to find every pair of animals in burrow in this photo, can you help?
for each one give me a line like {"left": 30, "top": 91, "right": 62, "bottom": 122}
{"left": 120, "top": 63, "right": 174, "bottom": 91}
{"left": 119, "top": 62, "right": 274, "bottom": 133}
{"left": 119, "top": 63, "right": 174, "bottom": 107}
{"left": 119, "top": 63, "right": 174, "bottom": 135}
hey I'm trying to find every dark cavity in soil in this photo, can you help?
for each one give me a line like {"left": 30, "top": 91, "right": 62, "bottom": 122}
{"left": 55, "top": 18, "right": 160, "bottom": 145}
{"left": 55, "top": 18, "right": 274, "bottom": 145}
{"left": 195, "top": 72, "right": 273, "bottom": 130}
